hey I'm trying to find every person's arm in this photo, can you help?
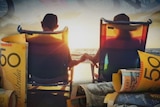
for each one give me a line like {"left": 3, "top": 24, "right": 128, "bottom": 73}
{"left": 90, "top": 55, "right": 99, "bottom": 68}
{"left": 81, "top": 49, "right": 100, "bottom": 68}
{"left": 92, "top": 49, "right": 100, "bottom": 64}
{"left": 68, "top": 54, "right": 86, "bottom": 69}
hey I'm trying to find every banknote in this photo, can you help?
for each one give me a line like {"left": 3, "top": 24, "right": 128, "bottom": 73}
{"left": 0, "top": 89, "right": 17, "bottom": 107}
{"left": 113, "top": 50, "right": 160, "bottom": 92}
{"left": 136, "top": 50, "right": 160, "bottom": 92}
{"left": 0, "top": 34, "right": 27, "bottom": 107}
{"left": 105, "top": 92, "right": 160, "bottom": 107}
{"left": 113, "top": 68, "right": 140, "bottom": 92}
{"left": 0, "top": 67, "right": 2, "bottom": 88}
{"left": 76, "top": 82, "right": 114, "bottom": 107}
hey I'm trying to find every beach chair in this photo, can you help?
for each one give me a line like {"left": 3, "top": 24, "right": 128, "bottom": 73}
{"left": 18, "top": 26, "right": 73, "bottom": 107}
{"left": 91, "top": 18, "right": 152, "bottom": 82}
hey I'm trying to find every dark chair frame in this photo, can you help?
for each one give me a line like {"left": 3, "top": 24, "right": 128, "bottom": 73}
{"left": 91, "top": 18, "right": 152, "bottom": 82}
{"left": 18, "top": 26, "right": 74, "bottom": 107}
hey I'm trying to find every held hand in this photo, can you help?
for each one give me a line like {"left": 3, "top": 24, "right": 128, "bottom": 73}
{"left": 68, "top": 57, "right": 86, "bottom": 70}
{"left": 83, "top": 53, "right": 92, "bottom": 59}
{"left": 68, "top": 54, "right": 91, "bottom": 70}
{"left": 82, "top": 53, "right": 99, "bottom": 68}
{"left": 90, "top": 61, "right": 99, "bottom": 68}
{"left": 79, "top": 53, "right": 88, "bottom": 62}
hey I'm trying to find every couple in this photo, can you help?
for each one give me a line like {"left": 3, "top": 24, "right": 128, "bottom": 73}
{"left": 27, "top": 13, "right": 140, "bottom": 83}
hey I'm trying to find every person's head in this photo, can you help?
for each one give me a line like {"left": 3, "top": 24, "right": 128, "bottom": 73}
{"left": 41, "top": 13, "right": 59, "bottom": 31}
{"left": 113, "top": 13, "right": 130, "bottom": 22}
{"left": 113, "top": 13, "right": 134, "bottom": 40}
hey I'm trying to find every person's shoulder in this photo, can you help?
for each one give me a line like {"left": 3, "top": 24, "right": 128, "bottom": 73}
{"left": 105, "top": 38, "right": 116, "bottom": 43}
{"left": 27, "top": 35, "right": 61, "bottom": 44}
{"left": 103, "top": 38, "right": 141, "bottom": 49}
{"left": 26, "top": 35, "right": 39, "bottom": 42}
{"left": 132, "top": 38, "right": 139, "bottom": 41}
{"left": 103, "top": 38, "right": 120, "bottom": 48}
{"left": 104, "top": 38, "right": 121, "bottom": 45}
{"left": 131, "top": 38, "right": 140, "bottom": 44}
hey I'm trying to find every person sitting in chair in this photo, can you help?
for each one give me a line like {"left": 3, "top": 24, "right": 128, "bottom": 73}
{"left": 84, "top": 13, "right": 141, "bottom": 82}
{"left": 27, "top": 13, "right": 86, "bottom": 83}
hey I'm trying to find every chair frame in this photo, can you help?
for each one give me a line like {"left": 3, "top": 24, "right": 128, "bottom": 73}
{"left": 18, "top": 26, "right": 74, "bottom": 106}
{"left": 92, "top": 18, "right": 152, "bottom": 82}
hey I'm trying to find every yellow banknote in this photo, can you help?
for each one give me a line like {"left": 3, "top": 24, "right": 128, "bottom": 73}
{"left": 0, "top": 34, "right": 28, "bottom": 107}
{"left": 0, "top": 89, "right": 17, "bottom": 107}
{"left": 136, "top": 50, "right": 160, "bottom": 92}
{"left": 113, "top": 51, "right": 160, "bottom": 92}
{"left": 113, "top": 68, "right": 140, "bottom": 92}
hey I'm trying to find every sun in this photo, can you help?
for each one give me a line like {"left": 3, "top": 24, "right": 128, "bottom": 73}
{"left": 67, "top": 24, "right": 99, "bottom": 49}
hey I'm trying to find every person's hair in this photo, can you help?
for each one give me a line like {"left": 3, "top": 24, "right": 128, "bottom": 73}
{"left": 41, "top": 13, "right": 58, "bottom": 30}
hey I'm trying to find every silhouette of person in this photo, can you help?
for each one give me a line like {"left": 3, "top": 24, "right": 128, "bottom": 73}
{"left": 85, "top": 13, "right": 141, "bottom": 82}
{"left": 27, "top": 13, "right": 86, "bottom": 83}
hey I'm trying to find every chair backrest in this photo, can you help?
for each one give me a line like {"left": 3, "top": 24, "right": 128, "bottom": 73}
{"left": 98, "top": 18, "right": 152, "bottom": 81}
{"left": 17, "top": 26, "right": 74, "bottom": 106}
{"left": 27, "top": 27, "right": 71, "bottom": 83}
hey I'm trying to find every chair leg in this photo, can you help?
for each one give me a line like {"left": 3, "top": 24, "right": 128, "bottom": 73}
{"left": 27, "top": 91, "right": 68, "bottom": 107}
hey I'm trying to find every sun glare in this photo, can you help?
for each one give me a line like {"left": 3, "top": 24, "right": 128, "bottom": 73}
{"left": 68, "top": 26, "right": 100, "bottom": 49}
{"left": 59, "top": 18, "right": 100, "bottom": 49}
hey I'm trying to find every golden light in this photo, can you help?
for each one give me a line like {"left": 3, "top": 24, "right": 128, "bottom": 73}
{"left": 59, "top": 18, "right": 100, "bottom": 49}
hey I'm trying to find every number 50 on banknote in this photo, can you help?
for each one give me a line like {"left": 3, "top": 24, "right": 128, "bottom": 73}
{"left": 136, "top": 50, "right": 160, "bottom": 92}
{"left": 113, "top": 51, "right": 160, "bottom": 92}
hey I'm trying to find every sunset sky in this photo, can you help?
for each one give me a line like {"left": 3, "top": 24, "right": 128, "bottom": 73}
{"left": 0, "top": 0, "right": 160, "bottom": 49}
